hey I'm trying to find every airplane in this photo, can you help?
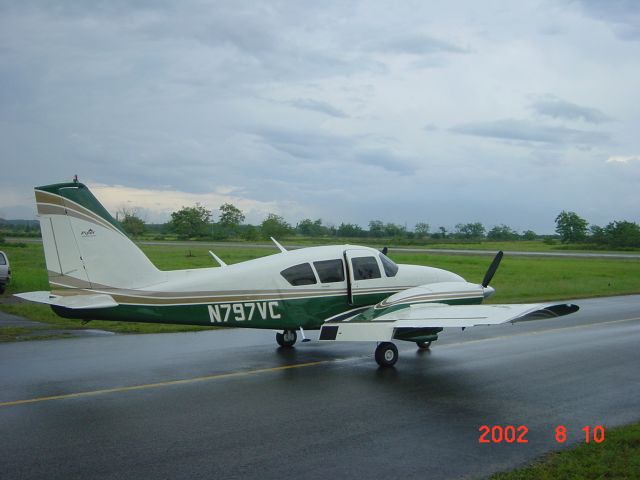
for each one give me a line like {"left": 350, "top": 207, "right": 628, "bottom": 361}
{"left": 16, "top": 180, "right": 579, "bottom": 367}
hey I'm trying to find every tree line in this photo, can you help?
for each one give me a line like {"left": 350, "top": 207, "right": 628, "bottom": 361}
{"left": 2, "top": 205, "right": 638, "bottom": 249}
{"left": 113, "top": 203, "right": 640, "bottom": 249}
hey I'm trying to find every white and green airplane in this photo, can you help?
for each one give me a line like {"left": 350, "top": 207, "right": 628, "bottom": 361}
{"left": 17, "top": 180, "right": 579, "bottom": 367}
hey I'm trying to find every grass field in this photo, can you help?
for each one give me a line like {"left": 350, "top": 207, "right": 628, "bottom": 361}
{"left": 1, "top": 242, "right": 639, "bottom": 334}
{"left": 491, "top": 422, "right": 640, "bottom": 479}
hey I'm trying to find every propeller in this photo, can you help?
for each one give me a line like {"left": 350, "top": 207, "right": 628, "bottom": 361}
{"left": 381, "top": 247, "right": 388, "bottom": 255}
{"left": 482, "top": 251, "right": 503, "bottom": 288}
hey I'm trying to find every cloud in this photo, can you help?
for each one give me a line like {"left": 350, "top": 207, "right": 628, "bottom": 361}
{"left": 250, "top": 127, "right": 415, "bottom": 175}
{"left": 88, "top": 183, "right": 280, "bottom": 224}
{"left": 450, "top": 119, "right": 610, "bottom": 145}
{"left": 529, "top": 96, "right": 610, "bottom": 123}
{"left": 365, "top": 33, "right": 467, "bottom": 55}
{"left": 1, "top": 1, "right": 639, "bottom": 233}
{"left": 287, "top": 98, "right": 348, "bottom": 118}
{"left": 576, "top": 0, "right": 640, "bottom": 40}
{"left": 607, "top": 155, "right": 640, "bottom": 163}
{"left": 355, "top": 149, "right": 416, "bottom": 175}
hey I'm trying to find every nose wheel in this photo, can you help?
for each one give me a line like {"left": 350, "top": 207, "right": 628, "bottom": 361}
{"left": 276, "top": 329, "right": 297, "bottom": 347}
{"left": 374, "top": 342, "right": 398, "bottom": 367}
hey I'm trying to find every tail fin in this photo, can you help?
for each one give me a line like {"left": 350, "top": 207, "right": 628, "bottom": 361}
{"left": 35, "top": 181, "right": 162, "bottom": 290}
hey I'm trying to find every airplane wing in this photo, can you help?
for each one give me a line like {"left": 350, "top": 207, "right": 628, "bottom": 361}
{"left": 14, "top": 291, "right": 118, "bottom": 309}
{"left": 319, "top": 299, "right": 579, "bottom": 342}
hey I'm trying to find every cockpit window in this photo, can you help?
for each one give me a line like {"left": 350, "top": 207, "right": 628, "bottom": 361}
{"left": 281, "top": 263, "right": 317, "bottom": 286}
{"left": 313, "top": 259, "right": 345, "bottom": 283}
{"left": 0, "top": 253, "right": 5, "bottom": 265}
{"left": 351, "top": 256, "right": 381, "bottom": 280}
{"left": 379, "top": 253, "right": 398, "bottom": 277}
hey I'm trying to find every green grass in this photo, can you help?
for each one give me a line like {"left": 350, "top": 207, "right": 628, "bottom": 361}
{"left": 390, "top": 252, "right": 640, "bottom": 304}
{"left": 1, "top": 243, "right": 639, "bottom": 334}
{"left": 0, "top": 325, "right": 76, "bottom": 342}
{"left": 491, "top": 422, "right": 640, "bottom": 479}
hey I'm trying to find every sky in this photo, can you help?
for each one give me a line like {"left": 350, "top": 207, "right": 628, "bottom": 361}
{"left": 1, "top": 0, "right": 639, "bottom": 234}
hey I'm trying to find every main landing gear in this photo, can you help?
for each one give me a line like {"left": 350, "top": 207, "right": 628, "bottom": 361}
{"left": 374, "top": 341, "right": 433, "bottom": 367}
{"left": 374, "top": 342, "right": 398, "bottom": 367}
{"left": 276, "top": 329, "right": 297, "bottom": 347}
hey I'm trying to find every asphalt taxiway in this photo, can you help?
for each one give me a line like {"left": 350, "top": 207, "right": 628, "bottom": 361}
{"left": 1, "top": 295, "right": 639, "bottom": 479}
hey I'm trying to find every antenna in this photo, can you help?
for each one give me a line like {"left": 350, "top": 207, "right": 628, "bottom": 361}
{"left": 270, "top": 237, "right": 287, "bottom": 253}
{"left": 208, "top": 251, "right": 227, "bottom": 267}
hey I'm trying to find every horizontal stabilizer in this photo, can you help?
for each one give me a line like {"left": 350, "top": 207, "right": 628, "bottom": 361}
{"left": 14, "top": 291, "right": 118, "bottom": 309}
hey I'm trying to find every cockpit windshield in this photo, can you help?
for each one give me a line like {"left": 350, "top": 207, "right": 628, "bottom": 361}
{"left": 379, "top": 253, "right": 399, "bottom": 277}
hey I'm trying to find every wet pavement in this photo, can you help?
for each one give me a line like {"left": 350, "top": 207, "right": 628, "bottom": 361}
{"left": 0, "top": 295, "right": 639, "bottom": 479}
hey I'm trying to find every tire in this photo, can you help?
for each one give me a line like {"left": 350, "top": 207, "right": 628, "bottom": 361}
{"left": 276, "top": 329, "right": 297, "bottom": 347}
{"left": 416, "top": 341, "right": 432, "bottom": 350}
{"left": 375, "top": 342, "right": 398, "bottom": 367}
{"left": 0, "top": 284, "right": 5, "bottom": 295}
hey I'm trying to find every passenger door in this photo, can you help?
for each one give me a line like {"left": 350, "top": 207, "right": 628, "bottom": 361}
{"left": 344, "top": 249, "right": 387, "bottom": 307}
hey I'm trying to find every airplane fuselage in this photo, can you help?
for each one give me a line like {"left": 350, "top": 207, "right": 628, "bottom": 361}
{"left": 52, "top": 245, "right": 482, "bottom": 330}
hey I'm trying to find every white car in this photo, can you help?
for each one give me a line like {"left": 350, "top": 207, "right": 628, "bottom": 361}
{"left": 0, "top": 251, "right": 10, "bottom": 294}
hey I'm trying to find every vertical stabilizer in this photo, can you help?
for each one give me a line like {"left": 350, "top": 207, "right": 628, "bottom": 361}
{"left": 35, "top": 182, "right": 163, "bottom": 290}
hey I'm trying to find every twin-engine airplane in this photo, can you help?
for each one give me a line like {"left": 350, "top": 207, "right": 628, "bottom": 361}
{"left": 17, "top": 181, "right": 579, "bottom": 367}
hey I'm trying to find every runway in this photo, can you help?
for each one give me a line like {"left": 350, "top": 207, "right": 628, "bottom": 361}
{"left": 1, "top": 295, "right": 639, "bottom": 479}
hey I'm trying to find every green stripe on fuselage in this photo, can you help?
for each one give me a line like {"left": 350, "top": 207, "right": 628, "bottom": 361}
{"left": 51, "top": 292, "right": 484, "bottom": 330}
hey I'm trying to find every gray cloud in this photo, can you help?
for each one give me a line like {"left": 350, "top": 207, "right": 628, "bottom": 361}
{"left": 0, "top": 1, "right": 639, "bottom": 232}
{"left": 366, "top": 33, "right": 467, "bottom": 55}
{"left": 355, "top": 149, "right": 416, "bottom": 175}
{"left": 250, "top": 127, "right": 415, "bottom": 175}
{"left": 287, "top": 99, "right": 348, "bottom": 118}
{"left": 530, "top": 96, "right": 610, "bottom": 123}
{"left": 450, "top": 119, "right": 610, "bottom": 145}
{"left": 576, "top": 0, "right": 640, "bottom": 40}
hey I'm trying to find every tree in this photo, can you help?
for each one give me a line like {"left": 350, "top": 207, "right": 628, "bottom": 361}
{"left": 261, "top": 213, "right": 292, "bottom": 239}
{"left": 118, "top": 207, "right": 145, "bottom": 238}
{"left": 603, "top": 220, "right": 640, "bottom": 248}
{"left": 414, "top": 222, "right": 430, "bottom": 238}
{"left": 218, "top": 203, "right": 245, "bottom": 228}
{"left": 454, "top": 222, "right": 485, "bottom": 239}
{"left": 337, "top": 223, "right": 365, "bottom": 237}
{"left": 589, "top": 225, "right": 607, "bottom": 245}
{"left": 168, "top": 204, "right": 211, "bottom": 239}
{"left": 486, "top": 224, "right": 518, "bottom": 241}
{"left": 521, "top": 230, "right": 537, "bottom": 241}
{"left": 240, "top": 225, "right": 260, "bottom": 241}
{"left": 382, "top": 223, "right": 405, "bottom": 238}
{"left": 432, "top": 226, "right": 448, "bottom": 239}
{"left": 555, "top": 211, "right": 588, "bottom": 243}
{"left": 368, "top": 220, "right": 385, "bottom": 237}
{"left": 297, "top": 218, "right": 326, "bottom": 237}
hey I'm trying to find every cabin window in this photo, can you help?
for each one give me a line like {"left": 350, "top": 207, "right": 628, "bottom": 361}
{"left": 351, "top": 256, "right": 381, "bottom": 280}
{"left": 313, "top": 259, "right": 345, "bottom": 283}
{"left": 379, "top": 253, "right": 398, "bottom": 277}
{"left": 0, "top": 253, "right": 5, "bottom": 265}
{"left": 281, "top": 263, "right": 317, "bottom": 286}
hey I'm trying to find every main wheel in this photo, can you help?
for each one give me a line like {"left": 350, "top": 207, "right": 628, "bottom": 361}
{"left": 276, "top": 329, "right": 297, "bottom": 347}
{"left": 416, "top": 341, "right": 432, "bottom": 350}
{"left": 375, "top": 342, "right": 398, "bottom": 367}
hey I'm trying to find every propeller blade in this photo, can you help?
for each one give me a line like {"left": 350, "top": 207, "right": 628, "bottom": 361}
{"left": 381, "top": 247, "right": 388, "bottom": 255}
{"left": 482, "top": 251, "right": 503, "bottom": 288}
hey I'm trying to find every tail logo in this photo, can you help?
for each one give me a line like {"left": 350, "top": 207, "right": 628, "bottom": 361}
{"left": 81, "top": 228, "right": 96, "bottom": 237}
